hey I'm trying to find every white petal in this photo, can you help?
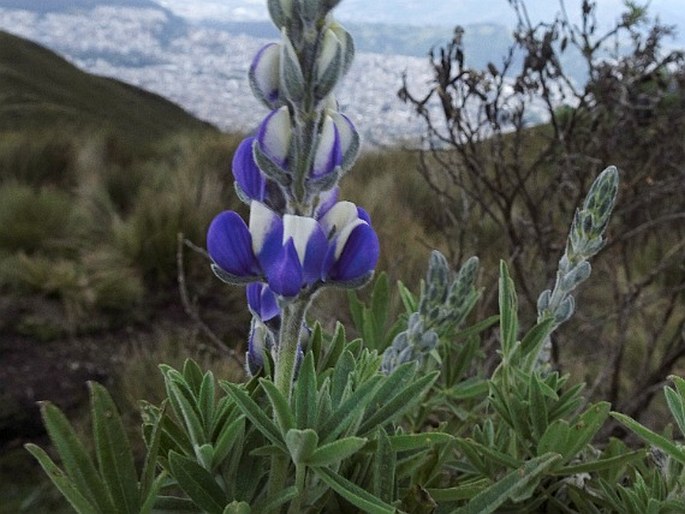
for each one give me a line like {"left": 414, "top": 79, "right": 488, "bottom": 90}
{"left": 313, "top": 115, "right": 337, "bottom": 174}
{"left": 283, "top": 215, "right": 318, "bottom": 264}
{"left": 320, "top": 201, "right": 358, "bottom": 237}
{"left": 249, "top": 201, "right": 279, "bottom": 255}
{"left": 262, "top": 106, "right": 291, "bottom": 163}
{"left": 253, "top": 44, "right": 280, "bottom": 99}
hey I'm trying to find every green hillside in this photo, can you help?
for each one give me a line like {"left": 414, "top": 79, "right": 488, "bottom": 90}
{"left": 0, "top": 30, "right": 212, "bottom": 140}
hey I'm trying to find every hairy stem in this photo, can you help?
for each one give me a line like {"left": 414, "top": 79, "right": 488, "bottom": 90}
{"left": 274, "top": 298, "right": 309, "bottom": 400}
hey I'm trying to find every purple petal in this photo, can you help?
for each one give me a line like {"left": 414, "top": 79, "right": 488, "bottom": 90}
{"left": 357, "top": 206, "right": 371, "bottom": 225}
{"left": 249, "top": 201, "right": 284, "bottom": 274}
{"left": 283, "top": 215, "right": 328, "bottom": 285}
{"left": 267, "top": 238, "right": 304, "bottom": 297}
{"left": 326, "top": 223, "right": 380, "bottom": 282}
{"left": 207, "top": 211, "right": 261, "bottom": 277}
{"left": 233, "top": 137, "right": 266, "bottom": 201}
{"left": 315, "top": 187, "right": 340, "bottom": 219}
{"left": 246, "top": 283, "right": 280, "bottom": 322}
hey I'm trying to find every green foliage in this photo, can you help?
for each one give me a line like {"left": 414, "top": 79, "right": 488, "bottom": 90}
{"left": 25, "top": 382, "right": 165, "bottom": 514}
{"left": 29, "top": 250, "right": 685, "bottom": 512}
{"left": 0, "top": 183, "right": 77, "bottom": 253}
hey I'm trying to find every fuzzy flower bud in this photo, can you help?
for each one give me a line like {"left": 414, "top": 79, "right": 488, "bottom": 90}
{"left": 267, "top": 0, "right": 292, "bottom": 27}
{"left": 311, "top": 115, "right": 342, "bottom": 179}
{"left": 249, "top": 43, "right": 282, "bottom": 109}
{"left": 257, "top": 106, "right": 292, "bottom": 169}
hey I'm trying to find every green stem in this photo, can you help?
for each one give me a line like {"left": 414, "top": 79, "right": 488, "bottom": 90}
{"left": 287, "top": 465, "right": 306, "bottom": 514}
{"left": 270, "top": 299, "right": 309, "bottom": 506}
{"left": 274, "top": 298, "right": 309, "bottom": 400}
{"left": 268, "top": 454, "right": 289, "bottom": 503}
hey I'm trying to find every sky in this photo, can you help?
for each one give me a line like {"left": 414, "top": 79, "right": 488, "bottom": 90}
{"left": 154, "top": 0, "right": 683, "bottom": 38}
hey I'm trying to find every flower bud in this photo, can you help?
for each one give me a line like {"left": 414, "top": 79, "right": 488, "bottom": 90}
{"left": 232, "top": 137, "right": 266, "bottom": 202}
{"left": 317, "top": 28, "right": 343, "bottom": 82}
{"left": 280, "top": 29, "right": 305, "bottom": 102}
{"left": 330, "top": 111, "right": 360, "bottom": 170}
{"left": 246, "top": 316, "right": 275, "bottom": 376}
{"left": 320, "top": 201, "right": 380, "bottom": 284}
{"left": 311, "top": 115, "right": 342, "bottom": 179}
{"left": 315, "top": 27, "right": 347, "bottom": 99}
{"left": 267, "top": 0, "right": 292, "bottom": 27}
{"left": 249, "top": 43, "right": 281, "bottom": 108}
{"left": 247, "top": 282, "right": 280, "bottom": 323}
{"left": 257, "top": 107, "right": 292, "bottom": 168}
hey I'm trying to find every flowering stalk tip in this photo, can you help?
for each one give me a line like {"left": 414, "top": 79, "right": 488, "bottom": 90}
{"left": 206, "top": 0, "right": 376, "bottom": 395}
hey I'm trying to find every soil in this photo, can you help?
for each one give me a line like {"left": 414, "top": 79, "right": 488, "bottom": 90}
{"left": 0, "top": 330, "right": 127, "bottom": 448}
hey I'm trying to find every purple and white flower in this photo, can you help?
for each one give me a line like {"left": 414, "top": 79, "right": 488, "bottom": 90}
{"left": 207, "top": 199, "right": 379, "bottom": 295}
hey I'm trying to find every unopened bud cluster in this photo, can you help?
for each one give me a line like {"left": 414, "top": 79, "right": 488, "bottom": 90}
{"left": 382, "top": 251, "right": 479, "bottom": 373}
{"left": 206, "top": 0, "right": 379, "bottom": 377}
{"left": 536, "top": 166, "right": 619, "bottom": 367}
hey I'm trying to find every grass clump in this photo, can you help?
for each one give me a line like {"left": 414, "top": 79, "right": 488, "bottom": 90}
{"left": 0, "top": 183, "right": 79, "bottom": 254}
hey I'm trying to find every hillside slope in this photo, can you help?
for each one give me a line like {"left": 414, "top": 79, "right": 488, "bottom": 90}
{"left": 0, "top": 30, "right": 212, "bottom": 139}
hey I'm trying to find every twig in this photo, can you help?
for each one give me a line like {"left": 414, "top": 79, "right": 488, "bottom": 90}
{"left": 176, "top": 232, "right": 242, "bottom": 366}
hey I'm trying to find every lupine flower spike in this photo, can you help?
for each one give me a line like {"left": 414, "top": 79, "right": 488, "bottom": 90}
{"left": 206, "top": 0, "right": 378, "bottom": 394}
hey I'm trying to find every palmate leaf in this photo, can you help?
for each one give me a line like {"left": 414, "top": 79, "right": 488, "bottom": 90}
{"left": 165, "top": 378, "right": 206, "bottom": 449}
{"left": 24, "top": 444, "right": 99, "bottom": 514}
{"left": 528, "top": 372, "right": 549, "bottom": 441}
{"left": 307, "top": 436, "right": 368, "bottom": 467}
{"left": 358, "top": 367, "right": 439, "bottom": 436}
{"left": 168, "top": 451, "right": 227, "bottom": 514}
{"left": 153, "top": 495, "right": 203, "bottom": 512}
{"left": 211, "top": 416, "right": 246, "bottom": 470}
{"left": 498, "top": 260, "right": 518, "bottom": 358}
{"left": 223, "top": 501, "right": 252, "bottom": 514}
{"left": 285, "top": 428, "right": 319, "bottom": 464}
{"left": 611, "top": 411, "right": 685, "bottom": 465}
{"left": 141, "top": 401, "right": 167, "bottom": 501}
{"left": 330, "top": 350, "right": 355, "bottom": 408}
{"left": 427, "top": 478, "right": 490, "bottom": 502}
{"left": 319, "top": 374, "right": 383, "bottom": 443}
{"left": 89, "top": 381, "right": 140, "bottom": 514}
{"left": 456, "top": 452, "right": 561, "bottom": 514}
{"left": 32, "top": 401, "right": 115, "bottom": 512}
{"left": 140, "top": 472, "right": 169, "bottom": 514}
{"left": 348, "top": 271, "right": 391, "bottom": 351}
{"left": 372, "top": 429, "right": 396, "bottom": 504}
{"left": 554, "top": 449, "right": 644, "bottom": 476}
{"left": 198, "top": 371, "right": 216, "bottom": 429}
{"left": 182, "top": 359, "right": 205, "bottom": 396}
{"left": 221, "top": 381, "right": 285, "bottom": 451}
{"left": 259, "top": 379, "right": 295, "bottom": 435}
{"left": 294, "top": 351, "right": 317, "bottom": 429}
{"left": 538, "top": 402, "right": 610, "bottom": 463}
{"left": 314, "top": 466, "right": 396, "bottom": 514}
{"left": 665, "top": 375, "right": 685, "bottom": 437}
{"left": 252, "top": 486, "right": 298, "bottom": 513}
{"left": 387, "top": 432, "right": 455, "bottom": 452}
